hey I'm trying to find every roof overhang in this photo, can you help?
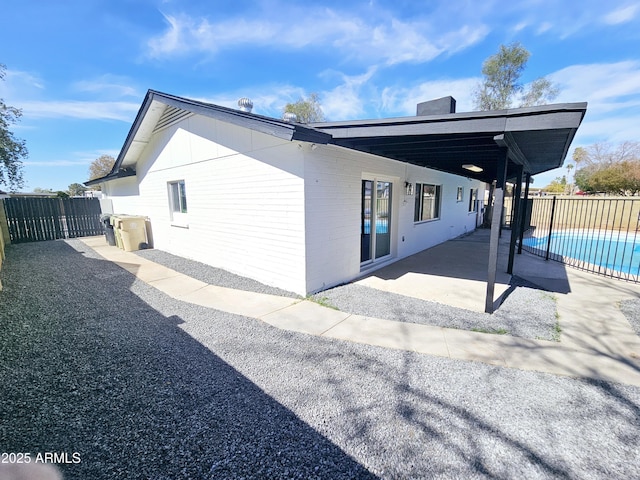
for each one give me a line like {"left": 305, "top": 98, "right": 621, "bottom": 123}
{"left": 85, "top": 90, "right": 332, "bottom": 186}
{"left": 314, "top": 103, "right": 587, "bottom": 183}
{"left": 85, "top": 167, "right": 136, "bottom": 187}
{"left": 87, "top": 90, "right": 586, "bottom": 187}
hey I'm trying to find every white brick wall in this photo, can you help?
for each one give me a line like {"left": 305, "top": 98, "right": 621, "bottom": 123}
{"left": 105, "top": 112, "right": 485, "bottom": 295}
{"left": 108, "top": 115, "right": 308, "bottom": 295}
{"left": 302, "top": 144, "right": 485, "bottom": 293}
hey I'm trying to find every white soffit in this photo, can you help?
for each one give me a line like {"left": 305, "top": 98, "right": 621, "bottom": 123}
{"left": 120, "top": 100, "right": 167, "bottom": 168}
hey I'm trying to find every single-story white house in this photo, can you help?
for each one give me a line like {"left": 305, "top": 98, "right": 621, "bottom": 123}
{"left": 87, "top": 91, "right": 586, "bottom": 297}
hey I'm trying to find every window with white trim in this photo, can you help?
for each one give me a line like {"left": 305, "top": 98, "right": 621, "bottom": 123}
{"left": 414, "top": 183, "right": 441, "bottom": 222}
{"left": 168, "top": 180, "right": 188, "bottom": 224}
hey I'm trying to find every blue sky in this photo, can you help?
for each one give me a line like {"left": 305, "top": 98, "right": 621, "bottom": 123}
{"left": 1, "top": 0, "right": 639, "bottom": 192}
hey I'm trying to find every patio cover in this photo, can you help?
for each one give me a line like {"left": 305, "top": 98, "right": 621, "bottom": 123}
{"left": 315, "top": 102, "right": 588, "bottom": 312}
{"left": 313, "top": 103, "right": 587, "bottom": 184}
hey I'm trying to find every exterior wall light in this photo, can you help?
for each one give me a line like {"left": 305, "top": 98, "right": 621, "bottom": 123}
{"left": 405, "top": 182, "right": 414, "bottom": 195}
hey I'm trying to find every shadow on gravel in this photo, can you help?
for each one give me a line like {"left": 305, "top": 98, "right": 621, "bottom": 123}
{"left": 0, "top": 241, "right": 376, "bottom": 480}
{"left": 287, "top": 346, "right": 640, "bottom": 479}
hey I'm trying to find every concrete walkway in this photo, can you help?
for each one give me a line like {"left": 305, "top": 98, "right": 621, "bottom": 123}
{"left": 81, "top": 236, "right": 640, "bottom": 387}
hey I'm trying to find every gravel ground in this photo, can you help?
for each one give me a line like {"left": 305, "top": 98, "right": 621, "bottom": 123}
{"left": 135, "top": 248, "right": 300, "bottom": 298}
{"left": 1, "top": 239, "right": 640, "bottom": 479}
{"left": 138, "top": 248, "right": 558, "bottom": 340}
{"left": 621, "top": 298, "right": 640, "bottom": 335}
{"left": 312, "top": 277, "right": 559, "bottom": 341}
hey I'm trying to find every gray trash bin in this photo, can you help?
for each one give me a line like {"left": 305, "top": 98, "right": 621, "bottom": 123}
{"left": 100, "top": 214, "right": 116, "bottom": 246}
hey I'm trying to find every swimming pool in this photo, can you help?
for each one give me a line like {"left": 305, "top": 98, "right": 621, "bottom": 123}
{"left": 523, "top": 230, "right": 640, "bottom": 278}
{"left": 362, "top": 218, "right": 390, "bottom": 234}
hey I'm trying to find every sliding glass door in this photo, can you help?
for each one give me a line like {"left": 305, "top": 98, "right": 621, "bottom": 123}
{"left": 361, "top": 179, "right": 392, "bottom": 264}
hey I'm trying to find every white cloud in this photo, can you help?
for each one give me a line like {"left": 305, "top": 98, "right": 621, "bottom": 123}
{"left": 603, "top": 4, "right": 639, "bottom": 24}
{"left": 24, "top": 149, "right": 120, "bottom": 167}
{"left": 205, "top": 72, "right": 478, "bottom": 122}
{"left": 512, "top": 21, "right": 528, "bottom": 32}
{"left": 380, "top": 78, "right": 478, "bottom": 117}
{"left": 191, "top": 84, "right": 309, "bottom": 118}
{"left": 147, "top": 13, "right": 280, "bottom": 58}
{"left": 72, "top": 75, "right": 140, "bottom": 98}
{"left": 1, "top": 69, "right": 140, "bottom": 122}
{"left": 493, "top": 1, "right": 639, "bottom": 39}
{"left": 550, "top": 61, "right": 640, "bottom": 107}
{"left": 18, "top": 100, "right": 139, "bottom": 122}
{"left": 0, "top": 69, "right": 44, "bottom": 99}
{"left": 145, "top": 7, "right": 487, "bottom": 67}
{"left": 549, "top": 61, "right": 640, "bottom": 144}
{"left": 24, "top": 160, "right": 93, "bottom": 167}
{"left": 536, "top": 21, "right": 553, "bottom": 34}
{"left": 320, "top": 67, "right": 379, "bottom": 120}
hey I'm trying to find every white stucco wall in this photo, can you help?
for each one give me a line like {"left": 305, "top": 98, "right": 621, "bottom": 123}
{"left": 107, "top": 114, "right": 308, "bottom": 295}
{"left": 302, "top": 144, "right": 486, "bottom": 293}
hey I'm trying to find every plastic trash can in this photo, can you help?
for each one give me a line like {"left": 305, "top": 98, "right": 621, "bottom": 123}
{"left": 100, "top": 214, "right": 116, "bottom": 246}
{"left": 114, "top": 215, "right": 148, "bottom": 252}
{"left": 110, "top": 215, "right": 124, "bottom": 249}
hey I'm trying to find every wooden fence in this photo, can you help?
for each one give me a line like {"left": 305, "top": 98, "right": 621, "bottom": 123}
{"left": 2, "top": 197, "right": 103, "bottom": 243}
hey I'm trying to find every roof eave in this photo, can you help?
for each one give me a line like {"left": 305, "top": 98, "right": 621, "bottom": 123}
{"left": 102, "top": 90, "right": 332, "bottom": 181}
{"left": 84, "top": 168, "right": 136, "bottom": 187}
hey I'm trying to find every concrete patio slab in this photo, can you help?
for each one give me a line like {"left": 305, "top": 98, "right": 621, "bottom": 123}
{"left": 356, "top": 272, "right": 509, "bottom": 313}
{"left": 355, "top": 231, "right": 513, "bottom": 312}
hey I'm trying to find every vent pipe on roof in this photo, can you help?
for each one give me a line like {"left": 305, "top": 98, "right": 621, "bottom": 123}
{"left": 238, "top": 97, "right": 253, "bottom": 113}
{"left": 282, "top": 112, "right": 298, "bottom": 123}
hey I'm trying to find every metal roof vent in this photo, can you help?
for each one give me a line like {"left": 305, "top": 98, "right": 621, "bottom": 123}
{"left": 282, "top": 111, "right": 298, "bottom": 123}
{"left": 237, "top": 97, "right": 253, "bottom": 113}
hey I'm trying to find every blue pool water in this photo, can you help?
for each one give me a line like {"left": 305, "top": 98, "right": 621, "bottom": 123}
{"left": 362, "top": 219, "right": 390, "bottom": 234}
{"left": 523, "top": 231, "right": 640, "bottom": 276}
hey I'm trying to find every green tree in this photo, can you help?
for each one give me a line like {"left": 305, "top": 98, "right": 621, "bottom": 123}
{"left": 544, "top": 176, "right": 567, "bottom": 194}
{"left": 68, "top": 182, "right": 87, "bottom": 196}
{"left": 282, "top": 93, "right": 325, "bottom": 123}
{"left": 0, "top": 64, "right": 27, "bottom": 190}
{"left": 573, "top": 141, "right": 640, "bottom": 195}
{"left": 88, "top": 154, "right": 116, "bottom": 190}
{"left": 473, "top": 42, "right": 559, "bottom": 111}
{"left": 566, "top": 163, "right": 574, "bottom": 193}
{"left": 33, "top": 187, "right": 53, "bottom": 194}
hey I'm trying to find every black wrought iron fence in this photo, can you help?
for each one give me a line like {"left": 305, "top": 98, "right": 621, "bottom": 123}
{"left": 521, "top": 196, "right": 640, "bottom": 282}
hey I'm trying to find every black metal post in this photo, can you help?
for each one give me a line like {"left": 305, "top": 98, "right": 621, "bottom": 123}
{"left": 486, "top": 147, "right": 509, "bottom": 314}
{"left": 518, "top": 173, "right": 531, "bottom": 254}
{"left": 507, "top": 165, "right": 523, "bottom": 274}
{"left": 545, "top": 195, "right": 557, "bottom": 261}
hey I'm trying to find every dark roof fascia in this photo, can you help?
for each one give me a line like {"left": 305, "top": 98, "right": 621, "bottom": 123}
{"left": 152, "top": 91, "right": 332, "bottom": 145}
{"left": 313, "top": 102, "right": 588, "bottom": 138}
{"left": 98, "top": 90, "right": 332, "bottom": 184}
{"left": 84, "top": 167, "right": 136, "bottom": 187}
